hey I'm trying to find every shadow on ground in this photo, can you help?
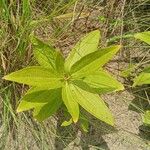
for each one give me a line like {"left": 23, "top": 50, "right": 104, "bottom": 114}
{"left": 128, "top": 85, "right": 150, "bottom": 141}
{"left": 54, "top": 113, "right": 117, "bottom": 150}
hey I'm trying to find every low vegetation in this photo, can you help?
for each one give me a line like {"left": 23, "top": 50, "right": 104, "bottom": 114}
{"left": 0, "top": 0, "right": 150, "bottom": 149}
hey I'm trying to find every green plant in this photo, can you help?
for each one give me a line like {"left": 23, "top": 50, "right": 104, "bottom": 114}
{"left": 132, "top": 31, "right": 150, "bottom": 126}
{"left": 3, "top": 30, "right": 124, "bottom": 126}
{"left": 133, "top": 31, "right": 150, "bottom": 86}
{"left": 119, "top": 31, "right": 150, "bottom": 79}
{"left": 143, "top": 111, "right": 150, "bottom": 127}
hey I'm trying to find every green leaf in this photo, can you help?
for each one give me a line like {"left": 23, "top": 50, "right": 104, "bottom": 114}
{"left": 143, "top": 111, "right": 150, "bottom": 126}
{"left": 61, "top": 118, "right": 73, "bottom": 126}
{"left": 71, "top": 45, "right": 121, "bottom": 78}
{"left": 68, "top": 83, "right": 114, "bottom": 126}
{"left": 17, "top": 87, "right": 61, "bottom": 112}
{"left": 55, "top": 51, "right": 65, "bottom": 75}
{"left": 82, "top": 70, "right": 124, "bottom": 94}
{"left": 31, "top": 36, "right": 65, "bottom": 74}
{"left": 134, "top": 31, "right": 150, "bottom": 45}
{"left": 80, "top": 119, "right": 89, "bottom": 132}
{"left": 65, "top": 30, "right": 100, "bottom": 72}
{"left": 80, "top": 114, "right": 89, "bottom": 132}
{"left": 33, "top": 97, "right": 62, "bottom": 121}
{"left": 133, "top": 67, "right": 150, "bottom": 86}
{"left": 3, "top": 66, "right": 62, "bottom": 88}
{"left": 120, "top": 64, "right": 136, "bottom": 77}
{"left": 17, "top": 100, "right": 46, "bottom": 113}
{"left": 22, "top": 0, "right": 31, "bottom": 20}
{"left": 62, "top": 82, "right": 79, "bottom": 122}
{"left": 31, "top": 36, "right": 57, "bottom": 69}
{"left": 17, "top": 87, "right": 62, "bottom": 121}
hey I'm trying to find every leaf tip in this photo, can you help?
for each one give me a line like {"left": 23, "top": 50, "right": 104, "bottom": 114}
{"left": 109, "top": 118, "right": 115, "bottom": 126}
{"left": 33, "top": 115, "right": 43, "bottom": 122}
{"left": 119, "top": 84, "right": 125, "bottom": 91}
{"left": 132, "top": 83, "right": 136, "bottom": 87}
{"left": 105, "top": 112, "right": 115, "bottom": 126}
{"left": 92, "top": 30, "right": 101, "bottom": 38}
{"left": 93, "top": 29, "right": 100, "bottom": 34}
{"left": 16, "top": 107, "right": 22, "bottom": 113}
{"left": 132, "top": 77, "right": 138, "bottom": 87}
{"left": 3, "top": 74, "right": 12, "bottom": 81}
{"left": 117, "top": 45, "right": 122, "bottom": 49}
{"left": 73, "top": 117, "right": 78, "bottom": 123}
{"left": 2, "top": 75, "right": 7, "bottom": 80}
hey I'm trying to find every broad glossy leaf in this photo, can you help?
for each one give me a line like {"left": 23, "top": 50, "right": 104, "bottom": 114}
{"left": 65, "top": 30, "right": 100, "bottom": 72}
{"left": 17, "top": 87, "right": 61, "bottom": 112}
{"left": 133, "top": 67, "right": 150, "bottom": 86}
{"left": 143, "top": 111, "right": 150, "bottom": 126}
{"left": 62, "top": 82, "right": 79, "bottom": 122}
{"left": 82, "top": 70, "right": 124, "bottom": 94}
{"left": 68, "top": 83, "right": 114, "bottom": 126}
{"left": 134, "top": 31, "right": 150, "bottom": 45}
{"left": 71, "top": 45, "right": 121, "bottom": 78}
{"left": 33, "top": 97, "right": 62, "bottom": 121}
{"left": 3, "top": 66, "right": 62, "bottom": 88}
{"left": 31, "top": 36, "right": 57, "bottom": 69}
